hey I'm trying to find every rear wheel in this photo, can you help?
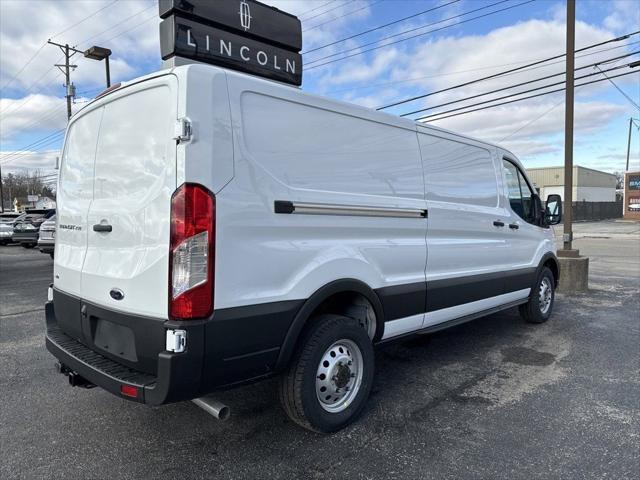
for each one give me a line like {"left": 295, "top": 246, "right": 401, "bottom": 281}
{"left": 279, "top": 314, "right": 374, "bottom": 433}
{"left": 49, "top": 252, "right": 54, "bottom": 259}
{"left": 519, "top": 266, "right": 555, "bottom": 323}
{"left": 22, "top": 243, "right": 36, "bottom": 249}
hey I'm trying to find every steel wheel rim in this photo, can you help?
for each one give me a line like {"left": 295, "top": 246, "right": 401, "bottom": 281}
{"left": 539, "top": 277, "right": 553, "bottom": 314}
{"left": 315, "top": 339, "right": 364, "bottom": 413}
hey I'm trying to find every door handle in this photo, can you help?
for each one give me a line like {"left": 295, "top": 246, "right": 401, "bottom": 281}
{"left": 493, "top": 220, "right": 505, "bottom": 227}
{"left": 93, "top": 224, "right": 112, "bottom": 232}
{"left": 509, "top": 223, "right": 520, "bottom": 230}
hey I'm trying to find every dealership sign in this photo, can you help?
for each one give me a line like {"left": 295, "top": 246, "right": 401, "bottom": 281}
{"left": 159, "top": 0, "right": 302, "bottom": 86}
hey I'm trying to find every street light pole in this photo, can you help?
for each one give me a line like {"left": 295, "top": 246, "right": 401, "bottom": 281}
{"left": 84, "top": 46, "right": 112, "bottom": 88}
{"left": 562, "top": 0, "right": 575, "bottom": 252}
{"left": 105, "top": 55, "right": 111, "bottom": 87}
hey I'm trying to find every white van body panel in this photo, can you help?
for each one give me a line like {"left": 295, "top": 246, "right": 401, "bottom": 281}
{"left": 55, "top": 108, "right": 102, "bottom": 296}
{"left": 48, "top": 64, "right": 560, "bottom": 410}
{"left": 55, "top": 74, "right": 179, "bottom": 318}
{"left": 215, "top": 68, "right": 427, "bottom": 309}
{"left": 54, "top": 63, "right": 556, "bottom": 339}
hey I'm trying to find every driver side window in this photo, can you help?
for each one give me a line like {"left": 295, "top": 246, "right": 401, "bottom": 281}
{"left": 502, "top": 159, "right": 536, "bottom": 224}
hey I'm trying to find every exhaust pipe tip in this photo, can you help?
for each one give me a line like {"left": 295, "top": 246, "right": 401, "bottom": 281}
{"left": 192, "top": 397, "right": 230, "bottom": 421}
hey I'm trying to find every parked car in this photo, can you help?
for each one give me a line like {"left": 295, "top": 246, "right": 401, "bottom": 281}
{"left": 45, "top": 64, "right": 562, "bottom": 433}
{"left": 12, "top": 209, "right": 55, "bottom": 248}
{"left": 38, "top": 214, "right": 56, "bottom": 258}
{"left": 0, "top": 212, "right": 24, "bottom": 245}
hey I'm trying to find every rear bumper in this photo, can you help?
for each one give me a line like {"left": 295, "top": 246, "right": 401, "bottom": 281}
{"left": 38, "top": 238, "right": 54, "bottom": 253}
{"left": 45, "top": 289, "right": 303, "bottom": 404}
{"left": 12, "top": 231, "right": 38, "bottom": 243}
{"left": 45, "top": 300, "right": 204, "bottom": 405}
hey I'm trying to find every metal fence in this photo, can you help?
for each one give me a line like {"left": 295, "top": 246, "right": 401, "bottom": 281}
{"left": 571, "top": 201, "right": 622, "bottom": 221}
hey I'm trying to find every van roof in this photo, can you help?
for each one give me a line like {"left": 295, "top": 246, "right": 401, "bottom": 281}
{"left": 82, "top": 63, "right": 520, "bottom": 165}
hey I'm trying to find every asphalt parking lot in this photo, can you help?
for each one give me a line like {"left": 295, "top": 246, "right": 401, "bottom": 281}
{"left": 1, "top": 220, "right": 639, "bottom": 480}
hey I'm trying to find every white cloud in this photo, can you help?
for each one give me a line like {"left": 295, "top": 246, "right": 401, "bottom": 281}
{"left": 431, "top": 100, "right": 626, "bottom": 143}
{"left": 603, "top": 0, "right": 640, "bottom": 33}
{"left": 0, "top": 0, "right": 158, "bottom": 93}
{"left": 0, "top": 148, "right": 60, "bottom": 174}
{"left": 0, "top": 94, "right": 67, "bottom": 140}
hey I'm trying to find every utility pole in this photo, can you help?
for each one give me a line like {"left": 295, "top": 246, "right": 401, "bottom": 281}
{"left": 562, "top": 0, "right": 575, "bottom": 252}
{"left": 48, "top": 40, "right": 79, "bottom": 120}
{"left": 626, "top": 117, "right": 633, "bottom": 172}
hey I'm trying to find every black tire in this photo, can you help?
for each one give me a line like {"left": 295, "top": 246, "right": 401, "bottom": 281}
{"left": 279, "top": 314, "right": 374, "bottom": 433}
{"left": 519, "top": 266, "right": 555, "bottom": 324}
{"left": 22, "top": 243, "right": 36, "bottom": 249}
{"left": 49, "top": 252, "right": 54, "bottom": 259}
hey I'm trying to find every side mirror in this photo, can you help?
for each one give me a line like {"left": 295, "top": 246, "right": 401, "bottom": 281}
{"left": 544, "top": 194, "right": 562, "bottom": 225}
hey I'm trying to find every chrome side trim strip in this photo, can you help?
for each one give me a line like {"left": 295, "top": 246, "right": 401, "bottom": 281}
{"left": 274, "top": 201, "right": 427, "bottom": 218}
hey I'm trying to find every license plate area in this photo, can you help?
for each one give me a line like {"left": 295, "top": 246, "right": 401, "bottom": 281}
{"left": 93, "top": 319, "right": 138, "bottom": 362}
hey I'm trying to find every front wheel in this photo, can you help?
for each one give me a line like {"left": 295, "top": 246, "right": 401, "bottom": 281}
{"left": 279, "top": 314, "right": 374, "bottom": 433}
{"left": 519, "top": 266, "right": 555, "bottom": 323}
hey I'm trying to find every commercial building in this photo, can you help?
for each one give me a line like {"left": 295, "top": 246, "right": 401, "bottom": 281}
{"left": 526, "top": 166, "right": 617, "bottom": 202}
{"left": 623, "top": 171, "right": 640, "bottom": 220}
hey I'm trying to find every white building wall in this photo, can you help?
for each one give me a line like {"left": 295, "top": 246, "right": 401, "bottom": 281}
{"left": 540, "top": 186, "right": 615, "bottom": 202}
{"left": 575, "top": 186, "right": 615, "bottom": 202}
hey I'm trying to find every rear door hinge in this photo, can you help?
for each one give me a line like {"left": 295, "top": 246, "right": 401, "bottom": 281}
{"left": 174, "top": 117, "right": 192, "bottom": 143}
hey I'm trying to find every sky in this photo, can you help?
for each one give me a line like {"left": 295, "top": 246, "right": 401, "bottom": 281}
{"left": 1, "top": 0, "right": 639, "bottom": 188}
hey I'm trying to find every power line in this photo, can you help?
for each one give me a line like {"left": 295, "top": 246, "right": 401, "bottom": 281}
{"left": 498, "top": 98, "right": 565, "bottom": 141}
{"left": 412, "top": 64, "right": 637, "bottom": 120}
{"left": 299, "top": 1, "right": 340, "bottom": 19}
{"left": 416, "top": 70, "right": 639, "bottom": 122}
{"left": 304, "top": 0, "right": 460, "bottom": 54}
{"left": 0, "top": 69, "right": 63, "bottom": 116}
{"left": 304, "top": 0, "right": 384, "bottom": 32}
{"left": 1, "top": 0, "right": 119, "bottom": 92}
{"left": 75, "top": 3, "right": 156, "bottom": 48}
{"left": 325, "top": 40, "right": 640, "bottom": 95}
{"left": 99, "top": 14, "right": 157, "bottom": 45}
{"left": 0, "top": 133, "right": 65, "bottom": 164}
{"left": 594, "top": 65, "right": 640, "bottom": 110}
{"left": 399, "top": 54, "right": 639, "bottom": 117}
{"left": 2, "top": 3, "right": 155, "bottom": 120}
{"left": 0, "top": 42, "right": 47, "bottom": 92}
{"left": 305, "top": 0, "right": 535, "bottom": 70}
{"left": 0, "top": 130, "right": 65, "bottom": 166}
{"left": 377, "top": 31, "right": 639, "bottom": 110}
{"left": 302, "top": 1, "right": 354, "bottom": 23}
{"left": 50, "top": 0, "right": 120, "bottom": 40}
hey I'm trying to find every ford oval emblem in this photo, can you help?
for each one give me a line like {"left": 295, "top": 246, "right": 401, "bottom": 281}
{"left": 110, "top": 288, "right": 124, "bottom": 301}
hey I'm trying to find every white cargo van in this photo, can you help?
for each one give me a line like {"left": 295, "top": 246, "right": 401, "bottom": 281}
{"left": 46, "top": 64, "right": 562, "bottom": 433}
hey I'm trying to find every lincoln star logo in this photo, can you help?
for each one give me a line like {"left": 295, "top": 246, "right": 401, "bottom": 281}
{"left": 239, "top": 0, "right": 252, "bottom": 31}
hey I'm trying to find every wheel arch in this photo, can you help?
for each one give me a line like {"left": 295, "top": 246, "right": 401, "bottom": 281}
{"left": 274, "top": 279, "right": 384, "bottom": 371}
{"left": 538, "top": 252, "right": 560, "bottom": 287}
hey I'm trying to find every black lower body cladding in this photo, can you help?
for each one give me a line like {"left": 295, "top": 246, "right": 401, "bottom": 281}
{"left": 45, "top": 288, "right": 303, "bottom": 404}
{"left": 45, "top": 261, "right": 552, "bottom": 405}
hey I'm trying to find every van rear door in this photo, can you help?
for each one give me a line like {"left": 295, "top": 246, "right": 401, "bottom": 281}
{"left": 55, "top": 107, "right": 102, "bottom": 298}
{"left": 81, "top": 76, "right": 178, "bottom": 318}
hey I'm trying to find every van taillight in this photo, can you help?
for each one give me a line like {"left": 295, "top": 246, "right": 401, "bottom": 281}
{"left": 169, "top": 183, "right": 215, "bottom": 320}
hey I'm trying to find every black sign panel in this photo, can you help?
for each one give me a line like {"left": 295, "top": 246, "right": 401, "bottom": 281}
{"left": 160, "top": 15, "right": 302, "bottom": 86}
{"left": 159, "top": 0, "right": 302, "bottom": 52}
{"left": 629, "top": 174, "right": 640, "bottom": 190}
